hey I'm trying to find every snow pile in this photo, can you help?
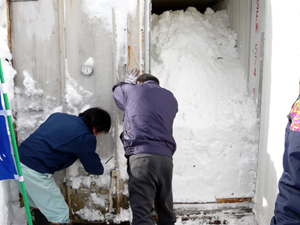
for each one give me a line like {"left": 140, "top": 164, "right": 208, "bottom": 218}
{"left": 67, "top": 159, "right": 111, "bottom": 190}
{"left": 0, "top": 181, "right": 11, "bottom": 225}
{"left": 0, "top": 27, "right": 16, "bottom": 109}
{"left": 76, "top": 207, "right": 132, "bottom": 224}
{"left": 76, "top": 207, "right": 105, "bottom": 222}
{"left": 0, "top": 28, "right": 11, "bottom": 60}
{"left": 151, "top": 7, "right": 259, "bottom": 202}
{"left": 20, "top": 70, "right": 44, "bottom": 97}
{"left": 15, "top": 70, "right": 44, "bottom": 112}
{"left": 14, "top": 70, "right": 61, "bottom": 142}
{"left": 65, "top": 66, "right": 93, "bottom": 115}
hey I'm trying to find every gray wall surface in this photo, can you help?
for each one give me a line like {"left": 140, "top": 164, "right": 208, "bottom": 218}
{"left": 9, "top": 0, "right": 150, "bottom": 220}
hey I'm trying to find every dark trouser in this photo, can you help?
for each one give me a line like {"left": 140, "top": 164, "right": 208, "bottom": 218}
{"left": 31, "top": 208, "right": 73, "bottom": 225}
{"left": 128, "top": 154, "right": 176, "bottom": 225}
{"left": 32, "top": 208, "right": 49, "bottom": 224}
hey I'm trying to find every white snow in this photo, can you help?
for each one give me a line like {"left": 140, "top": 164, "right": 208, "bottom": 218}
{"left": 0, "top": 3, "right": 260, "bottom": 225}
{"left": 19, "top": 70, "right": 44, "bottom": 97}
{"left": 65, "top": 65, "right": 93, "bottom": 115}
{"left": 151, "top": 7, "right": 259, "bottom": 203}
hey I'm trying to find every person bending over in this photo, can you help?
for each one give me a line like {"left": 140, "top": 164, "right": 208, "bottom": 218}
{"left": 15, "top": 107, "right": 111, "bottom": 225}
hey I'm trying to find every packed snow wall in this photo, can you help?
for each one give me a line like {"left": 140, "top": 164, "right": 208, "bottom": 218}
{"left": 151, "top": 0, "right": 261, "bottom": 204}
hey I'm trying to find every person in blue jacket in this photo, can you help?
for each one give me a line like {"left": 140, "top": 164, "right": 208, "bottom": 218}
{"left": 112, "top": 69, "right": 178, "bottom": 225}
{"left": 16, "top": 107, "right": 111, "bottom": 225}
{"left": 271, "top": 95, "right": 300, "bottom": 225}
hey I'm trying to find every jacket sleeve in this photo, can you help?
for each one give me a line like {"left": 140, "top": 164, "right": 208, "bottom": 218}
{"left": 76, "top": 134, "right": 104, "bottom": 175}
{"left": 112, "top": 82, "right": 134, "bottom": 113}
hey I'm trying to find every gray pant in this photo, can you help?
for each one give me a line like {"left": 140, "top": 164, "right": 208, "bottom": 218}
{"left": 128, "top": 154, "right": 176, "bottom": 225}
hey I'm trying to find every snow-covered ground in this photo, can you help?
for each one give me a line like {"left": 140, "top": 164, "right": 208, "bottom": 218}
{"left": 0, "top": 2, "right": 259, "bottom": 225}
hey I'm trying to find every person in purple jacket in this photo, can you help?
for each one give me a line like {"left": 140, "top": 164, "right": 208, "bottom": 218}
{"left": 112, "top": 69, "right": 178, "bottom": 225}
{"left": 16, "top": 107, "right": 111, "bottom": 225}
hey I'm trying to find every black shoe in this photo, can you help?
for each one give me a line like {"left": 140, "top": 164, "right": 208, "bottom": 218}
{"left": 32, "top": 208, "right": 49, "bottom": 225}
{"left": 50, "top": 222, "right": 72, "bottom": 225}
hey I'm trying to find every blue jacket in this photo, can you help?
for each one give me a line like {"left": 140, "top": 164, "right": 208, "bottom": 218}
{"left": 19, "top": 113, "right": 104, "bottom": 175}
{"left": 271, "top": 96, "right": 300, "bottom": 224}
{"left": 112, "top": 81, "right": 178, "bottom": 158}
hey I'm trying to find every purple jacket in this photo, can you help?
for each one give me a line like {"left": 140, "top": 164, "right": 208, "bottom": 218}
{"left": 112, "top": 80, "right": 178, "bottom": 158}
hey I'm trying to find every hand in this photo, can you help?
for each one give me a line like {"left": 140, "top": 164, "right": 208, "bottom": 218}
{"left": 125, "top": 68, "right": 140, "bottom": 84}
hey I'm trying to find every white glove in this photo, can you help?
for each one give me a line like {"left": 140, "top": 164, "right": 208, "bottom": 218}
{"left": 125, "top": 68, "right": 140, "bottom": 84}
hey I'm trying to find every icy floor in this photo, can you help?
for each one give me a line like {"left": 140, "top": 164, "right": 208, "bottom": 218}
{"left": 175, "top": 216, "right": 257, "bottom": 225}
{"left": 174, "top": 202, "right": 257, "bottom": 225}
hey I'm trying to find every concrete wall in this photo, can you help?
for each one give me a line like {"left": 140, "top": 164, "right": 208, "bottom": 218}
{"left": 9, "top": 0, "right": 150, "bottom": 221}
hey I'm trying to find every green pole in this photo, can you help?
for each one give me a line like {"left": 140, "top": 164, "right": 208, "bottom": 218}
{"left": 0, "top": 59, "right": 33, "bottom": 225}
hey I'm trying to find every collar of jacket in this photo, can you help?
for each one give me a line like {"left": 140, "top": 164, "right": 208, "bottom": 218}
{"left": 142, "top": 80, "right": 159, "bottom": 86}
{"left": 78, "top": 116, "right": 94, "bottom": 134}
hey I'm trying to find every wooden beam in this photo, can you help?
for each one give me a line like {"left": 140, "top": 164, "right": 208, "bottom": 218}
{"left": 216, "top": 197, "right": 252, "bottom": 203}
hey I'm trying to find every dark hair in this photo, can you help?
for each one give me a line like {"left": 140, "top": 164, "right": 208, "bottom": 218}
{"left": 136, "top": 74, "right": 160, "bottom": 85}
{"left": 79, "top": 107, "right": 111, "bottom": 133}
